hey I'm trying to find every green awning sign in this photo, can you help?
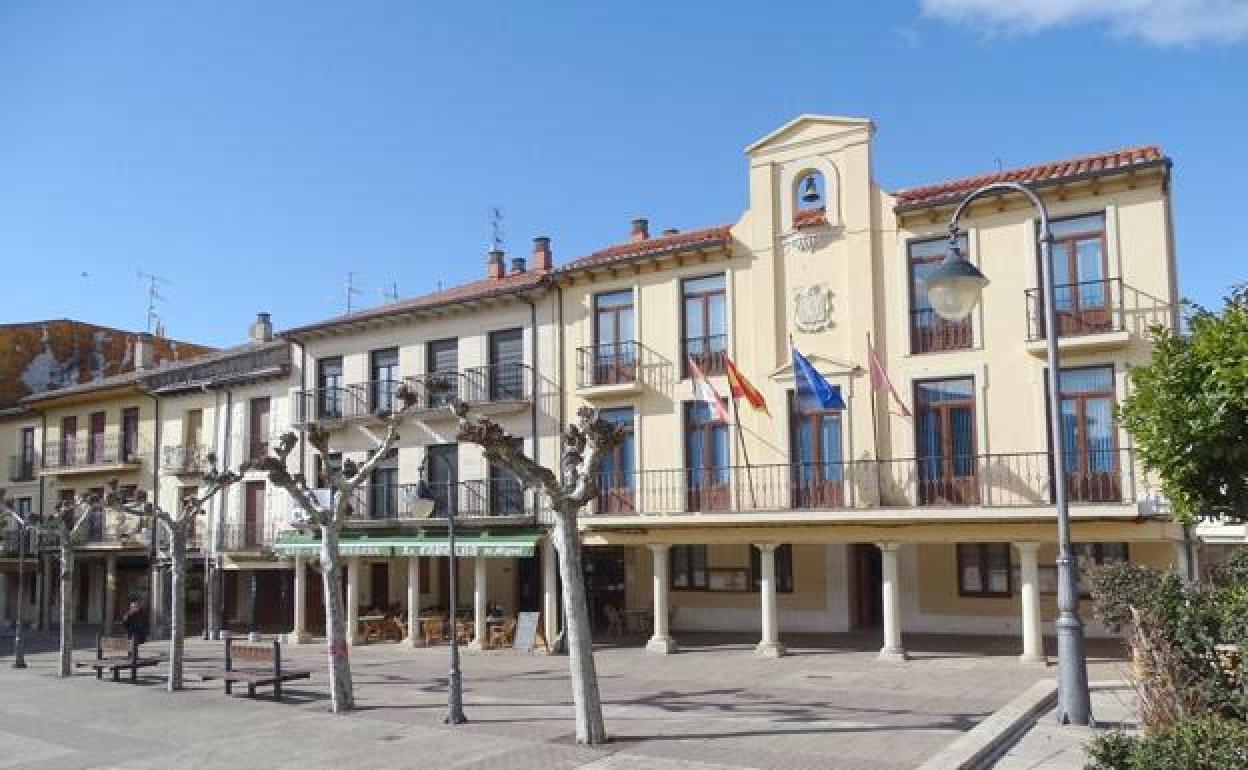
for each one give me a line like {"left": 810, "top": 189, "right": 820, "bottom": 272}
{"left": 272, "top": 530, "right": 539, "bottom": 559}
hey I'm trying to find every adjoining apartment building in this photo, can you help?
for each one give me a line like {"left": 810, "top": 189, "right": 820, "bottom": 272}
{"left": 1, "top": 114, "right": 1198, "bottom": 664}
{"left": 0, "top": 317, "right": 290, "bottom": 639}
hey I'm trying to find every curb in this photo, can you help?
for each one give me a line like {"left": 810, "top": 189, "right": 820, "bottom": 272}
{"left": 917, "top": 678, "right": 1057, "bottom": 770}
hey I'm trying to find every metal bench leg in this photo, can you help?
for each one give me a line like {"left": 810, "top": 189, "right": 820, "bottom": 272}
{"left": 247, "top": 683, "right": 256, "bottom": 698}
{"left": 225, "top": 680, "right": 233, "bottom": 695}
{"left": 97, "top": 667, "right": 104, "bottom": 680}
{"left": 112, "top": 668, "right": 120, "bottom": 683}
{"left": 130, "top": 666, "right": 137, "bottom": 683}
{"left": 274, "top": 680, "right": 282, "bottom": 701}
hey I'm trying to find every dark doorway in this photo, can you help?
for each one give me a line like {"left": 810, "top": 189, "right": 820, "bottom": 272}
{"left": 370, "top": 563, "right": 390, "bottom": 613}
{"left": 583, "top": 548, "right": 626, "bottom": 632}
{"left": 850, "top": 544, "right": 883, "bottom": 630}
{"left": 515, "top": 556, "right": 541, "bottom": 612}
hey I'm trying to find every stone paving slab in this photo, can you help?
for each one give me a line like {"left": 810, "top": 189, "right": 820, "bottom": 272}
{"left": 991, "top": 682, "right": 1138, "bottom": 769}
{"left": 0, "top": 631, "right": 1131, "bottom": 769}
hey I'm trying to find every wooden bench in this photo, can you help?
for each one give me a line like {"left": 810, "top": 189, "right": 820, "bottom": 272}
{"left": 76, "top": 634, "right": 162, "bottom": 682}
{"left": 200, "top": 638, "right": 311, "bottom": 700}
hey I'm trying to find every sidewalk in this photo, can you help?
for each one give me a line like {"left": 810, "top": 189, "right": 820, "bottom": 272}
{"left": 991, "top": 682, "right": 1138, "bottom": 769}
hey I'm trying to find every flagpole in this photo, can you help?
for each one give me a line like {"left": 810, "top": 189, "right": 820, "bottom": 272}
{"left": 731, "top": 395, "right": 758, "bottom": 510}
{"left": 867, "top": 332, "right": 884, "bottom": 507}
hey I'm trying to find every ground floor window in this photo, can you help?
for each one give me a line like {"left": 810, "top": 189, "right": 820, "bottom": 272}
{"left": 671, "top": 545, "right": 708, "bottom": 589}
{"left": 957, "top": 543, "right": 1012, "bottom": 597}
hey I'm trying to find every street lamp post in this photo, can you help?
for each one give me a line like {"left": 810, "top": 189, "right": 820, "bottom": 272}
{"left": 12, "top": 516, "right": 28, "bottom": 669}
{"left": 925, "top": 181, "right": 1092, "bottom": 726}
{"left": 416, "top": 459, "right": 467, "bottom": 725}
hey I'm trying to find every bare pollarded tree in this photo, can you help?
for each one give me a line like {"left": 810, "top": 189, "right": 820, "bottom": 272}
{"left": 454, "top": 402, "right": 619, "bottom": 745}
{"left": 248, "top": 384, "right": 422, "bottom": 714}
{"left": 0, "top": 489, "right": 112, "bottom": 678}
{"left": 108, "top": 460, "right": 238, "bottom": 692}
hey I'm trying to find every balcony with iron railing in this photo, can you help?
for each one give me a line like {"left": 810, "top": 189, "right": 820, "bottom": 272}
{"left": 683, "top": 334, "right": 728, "bottom": 377}
{"left": 78, "top": 508, "right": 151, "bottom": 548}
{"left": 41, "top": 436, "right": 143, "bottom": 475}
{"left": 575, "top": 341, "right": 669, "bottom": 397}
{"left": 340, "top": 478, "right": 535, "bottom": 523}
{"left": 293, "top": 362, "right": 533, "bottom": 427}
{"left": 587, "top": 448, "right": 1149, "bottom": 517}
{"left": 222, "top": 510, "right": 289, "bottom": 552}
{"left": 910, "top": 309, "right": 973, "bottom": 354}
{"left": 8, "top": 453, "right": 38, "bottom": 482}
{"left": 162, "top": 444, "right": 210, "bottom": 476}
{"left": 1024, "top": 278, "right": 1171, "bottom": 354}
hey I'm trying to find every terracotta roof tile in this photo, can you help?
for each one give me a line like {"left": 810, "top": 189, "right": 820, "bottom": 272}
{"left": 793, "top": 207, "right": 828, "bottom": 229}
{"left": 282, "top": 270, "right": 546, "bottom": 337}
{"left": 560, "top": 224, "right": 734, "bottom": 271}
{"left": 893, "top": 145, "right": 1166, "bottom": 210}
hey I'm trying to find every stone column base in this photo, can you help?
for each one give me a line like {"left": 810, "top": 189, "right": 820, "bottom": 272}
{"left": 878, "top": 646, "right": 908, "bottom": 662}
{"left": 754, "top": 640, "right": 786, "bottom": 658}
{"left": 286, "top": 631, "right": 311, "bottom": 645}
{"left": 467, "top": 640, "right": 484, "bottom": 652}
{"left": 646, "top": 635, "right": 678, "bottom": 654}
{"left": 1019, "top": 653, "right": 1048, "bottom": 666}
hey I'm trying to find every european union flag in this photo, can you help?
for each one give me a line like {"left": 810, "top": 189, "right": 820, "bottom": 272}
{"left": 792, "top": 346, "right": 845, "bottom": 412}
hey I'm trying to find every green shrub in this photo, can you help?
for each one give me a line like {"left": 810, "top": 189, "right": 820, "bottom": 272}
{"left": 1085, "top": 716, "right": 1248, "bottom": 769}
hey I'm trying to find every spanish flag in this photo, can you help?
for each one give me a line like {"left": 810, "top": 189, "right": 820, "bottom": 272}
{"left": 724, "top": 355, "right": 770, "bottom": 416}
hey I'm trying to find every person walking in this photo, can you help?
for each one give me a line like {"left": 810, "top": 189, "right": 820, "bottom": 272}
{"left": 121, "top": 598, "right": 148, "bottom": 647}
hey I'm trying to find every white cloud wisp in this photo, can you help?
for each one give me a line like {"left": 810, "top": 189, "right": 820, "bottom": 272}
{"left": 920, "top": 0, "right": 1248, "bottom": 46}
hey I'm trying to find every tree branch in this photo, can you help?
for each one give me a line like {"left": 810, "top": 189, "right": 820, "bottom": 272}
{"left": 453, "top": 400, "right": 562, "bottom": 504}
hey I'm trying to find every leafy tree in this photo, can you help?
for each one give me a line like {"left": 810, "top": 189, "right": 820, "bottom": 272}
{"left": 1119, "top": 286, "right": 1248, "bottom": 523}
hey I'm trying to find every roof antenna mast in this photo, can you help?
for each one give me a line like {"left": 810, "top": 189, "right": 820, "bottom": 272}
{"left": 490, "top": 205, "right": 505, "bottom": 252}
{"left": 346, "top": 271, "right": 364, "bottom": 314}
{"left": 136, "top": 269, "right": 169, "bottom": 335}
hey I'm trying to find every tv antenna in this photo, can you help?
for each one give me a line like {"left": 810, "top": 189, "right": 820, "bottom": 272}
{"left": 136, "top": 270, "right": 169, "bottom": 334}
{"left": 379, "top": 281, "right": 399, "bottom": 304}
{"left": 345, "top": 272, "right": 364, "bottom": 314}
{"left": 489, "top": 206, "right": 505, "bottom": 252}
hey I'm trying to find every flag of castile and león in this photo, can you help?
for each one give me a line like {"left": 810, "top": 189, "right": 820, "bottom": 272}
{"left": 724, "top": 354, "right": 770, "bottom": 416}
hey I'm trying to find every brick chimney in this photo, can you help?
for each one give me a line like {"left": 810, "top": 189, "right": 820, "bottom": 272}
{"left": 510, "top": 256, "right": 527, "bottom": 274}
{"left": 249, "top": 312, "right": 273, "bottom": 343}
{"left": 630, "top": 218, "right": 650, "bottom": 242}
{"left": 133, "top": 332, "right": 154, "bottom": 371}
{"left": 487, "top": 249, "right": 505, "bottom": 280}
{"left": 532, "top": 236, "right": 552, "bottom": 273}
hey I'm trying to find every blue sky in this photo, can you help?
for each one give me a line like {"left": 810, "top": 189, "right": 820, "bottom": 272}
{"left": 0, "top": 1, "right": 1244, "bottom": 346}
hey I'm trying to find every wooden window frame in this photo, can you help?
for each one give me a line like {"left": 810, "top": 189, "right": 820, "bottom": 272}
{"left": 908, "top": 235, "right": 973, "bottom": 354}
{"left": 592, "top": 290, "right": 637, "bottom": 385}
{"left": 913, "top": 376, "right": 979, "bottom": 505}
{"left": 121, "top": 407, "right": 140, "bottom": 462}
{"left": 680, "top": 274, "right": 727, "bottom": 378}
{"left": 750, "top": 544, "right": 795, "bottom": 594}
{"left": 670, "top": 544, "right": 709, "bottom": 591}
{"left": 957, "top": 543, "right": 1013, "bottom": 598}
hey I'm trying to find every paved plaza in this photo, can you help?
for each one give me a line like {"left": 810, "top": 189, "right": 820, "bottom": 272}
{"left": 0, "top": 631, "right": 1132, "bottom": 769}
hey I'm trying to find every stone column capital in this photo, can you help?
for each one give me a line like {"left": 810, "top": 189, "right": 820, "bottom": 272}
{"left": 1014, "top": 541, "right": 1042, "bottom": 554}
{"left": 647, "top": 543, "right": 672, "bottom": 554}
{"left": 753, "top": 543, "right": 779, "bottom": 554}
{"left": 875, "top": 541, "right": 901, "bottom": 553}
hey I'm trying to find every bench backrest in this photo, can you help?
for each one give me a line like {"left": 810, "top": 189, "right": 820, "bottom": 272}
{"left": 97, "top": 633, "right": 137, "bottom": 660}
{"left": 225, "top": 638, "right": 283, "bottom": 677}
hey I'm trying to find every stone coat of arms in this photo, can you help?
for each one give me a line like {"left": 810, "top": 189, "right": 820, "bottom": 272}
{"left": 794, "top": 285, "right": 833, "bottom": 332}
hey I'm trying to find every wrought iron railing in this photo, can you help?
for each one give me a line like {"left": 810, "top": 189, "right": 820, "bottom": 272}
{"left": 577, "top": 341, "right": 641, "bottom": 387}
{"left": 1024, "top": 278, "right": 1170, "bottom": 341}
{"left": 294, "top": 364, "right": 533, "bottom": 425}
{"left": 162, "top": 444, "right": 209, "bottom": 475}
{"left": 43, "top": 436, "right": 143, "bottom": 470}
{"left": 910, "top": 308, "right": 973, "bottom": 353}
{"left": 589, "top": 448, "right": 1143, "bottom": 515}
{"left": 8, "top": 453, "right": 38, "bottom": 482}
{"left": 683, "top": 334, "right": 728, "bottom": 377}
{"left": 338, "top": 478, "right": 533, "bottom": 520}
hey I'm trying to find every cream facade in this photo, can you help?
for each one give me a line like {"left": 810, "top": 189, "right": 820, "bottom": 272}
{"left": 555, "top": 115, "right": 1186, "bottom": 660}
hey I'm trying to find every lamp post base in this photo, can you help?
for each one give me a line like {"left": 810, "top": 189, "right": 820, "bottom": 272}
{"left": 11, "top": 636, "right": 27, "bottom": 669}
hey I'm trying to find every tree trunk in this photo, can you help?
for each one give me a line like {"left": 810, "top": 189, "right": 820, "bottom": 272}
{"left": 552, "top": 507, "right": 607, "bottom": 744}
{"left": 168, "top": 532, "right": 187, "bottom": 691}
{"left": 320, "top": 524, "right": 355, "bottom": 713}
{"left": 59, "top": 545, "right": 74, "bottom": 678}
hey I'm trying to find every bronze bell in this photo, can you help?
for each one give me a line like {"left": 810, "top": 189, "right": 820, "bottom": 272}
{"left": 801, "top": 175, "right": 821, "bottom": 204}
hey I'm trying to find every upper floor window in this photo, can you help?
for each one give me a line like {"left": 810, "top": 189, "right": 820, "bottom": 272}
{"left": 426, "top": 339, "right": 458, "bottom": 407}
{"left": 789, "top": 392, "right": 845, "bottom": 509}
{"left": 184, "top": 409, "right": 203, "bottom": 449}
{"left": 592, "top": 291, "right": 636, "bottom": 386}
{"left": 18, "top": 427, "right": 36, "bottom": 478}
{"left": 88, "top": 411, "right": 106, "bottom": 463}
{"left": 1056, "top": 365, "right": 1120, "bottom": 503}
{"left": 1046, "top": 212, "right": 1111, "bottom": 336}
{"left": 597, "top": 407, "right": 635, "bottom": 513}
{"left": 121, "top": 407, "right": 139, "bottom": 461}
{"left": 909, "top": 235, "right": 972, "bottom": 353}
{"left": 685, "top": 400, "right": 730, "bottom": 512}
{"left": 316, "top": 357, "right": 344, "bottom": 419}
{"left": 682, "top": 274, "right": 727, "bottom": 377}
{"left": 369, "top": 348, "right": 400, "bottom": 413}
{"left": 487, "top": 329, "right": 525, "bottom": 401}
{"left": 915, "top": 377, "right": 978, "bottom": 506}
{"left": 248, "top": 397, "right": 271, "bottom": 462}
{"left": 60, "top": 416, "right": 77, "bottom": 465}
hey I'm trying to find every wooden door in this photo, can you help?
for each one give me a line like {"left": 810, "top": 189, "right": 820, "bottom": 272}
{"left": 593, "top": 291, "right": 636, "bottom": 385}
{"left": 88, "top": 412, "right": 106, "bottom": 463}
{"left": 850, "top": 544, "right": 882, "bottom": 629}
{"left": 61, "top": 416, "right": 77, "bottom": 465}
{"left": 684, "top": 402, "right": 730, "bottom": 512}
{"left": 789, "top": 393, "right": 846, "bottom": 509}
{"left": 185, "top": 409, "right": 203, "bottom": 450}
{"left": 488, "top": 329, "right": 524, "bottom": 401}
